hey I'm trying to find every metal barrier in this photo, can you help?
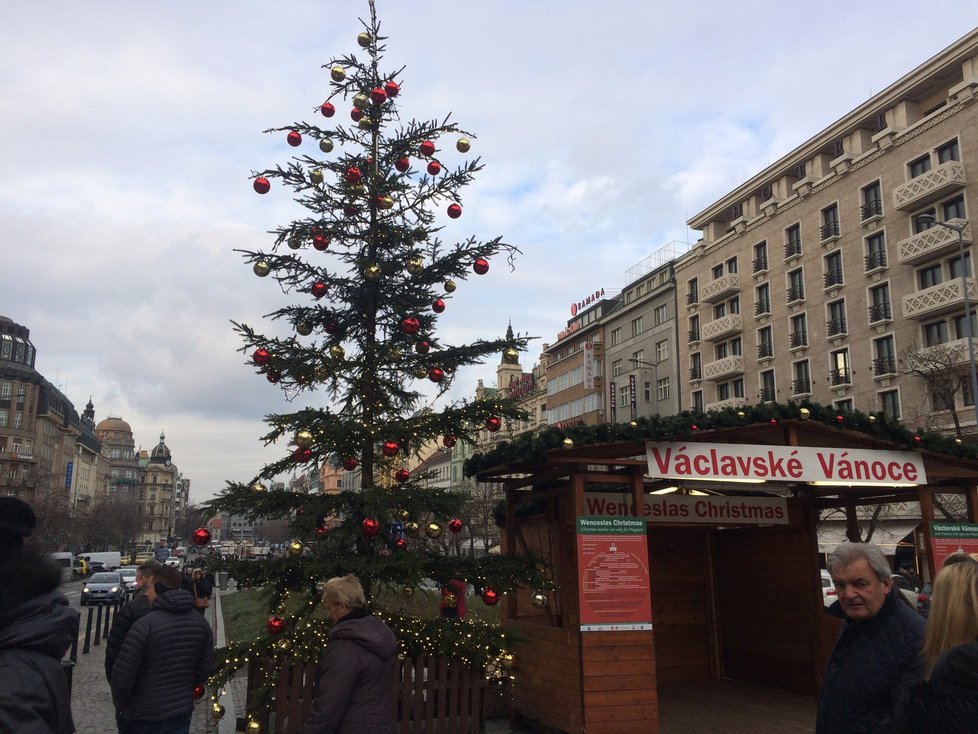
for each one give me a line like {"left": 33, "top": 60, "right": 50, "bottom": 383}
{"left": 81, "top": 601, "right": 122, "bottom": 654}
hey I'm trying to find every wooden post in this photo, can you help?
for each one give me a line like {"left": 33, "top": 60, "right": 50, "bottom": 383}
{"left": 965, "top": 483, "right": 978, "bottom": 523}
{"left": 917, "top": 486, "right": 936, "bottom": 581}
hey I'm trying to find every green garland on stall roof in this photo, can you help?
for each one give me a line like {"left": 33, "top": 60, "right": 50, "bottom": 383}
{"left": 463, "top": 400, "right": 978, "bottom": 478}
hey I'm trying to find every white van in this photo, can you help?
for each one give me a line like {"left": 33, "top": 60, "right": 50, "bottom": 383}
{"left": 50, "top": 552, "right": 74, "bottom": 583}
{"left": 77, "top": 551, "right": 122, "bottom": 571}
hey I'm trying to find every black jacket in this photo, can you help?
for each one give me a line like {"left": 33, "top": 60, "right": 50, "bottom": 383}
{"left": 895, "top": 640, "right": 978, "bottom": 733}
{"left": 816, "top": 587, "right": 926, "bottom": 734}
{"left": 104, "top": 590, "right": 153, "bottom": 680}
{"left": 0, "top": 549, "right": 79, "bottom": 734}
{"left": 109, "top": 586, "right": 214, "bottom": 722}
{"left": 301, "top": 608, "right": 398, "bottom": 734}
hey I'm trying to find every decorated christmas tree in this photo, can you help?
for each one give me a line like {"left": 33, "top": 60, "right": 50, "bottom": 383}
{"left": 203, "top": 0, "right": 552, "bottom": 718}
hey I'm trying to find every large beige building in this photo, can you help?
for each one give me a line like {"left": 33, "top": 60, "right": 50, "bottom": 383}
{"left": 680, "top": 29, "right": 978, "bottom": 430}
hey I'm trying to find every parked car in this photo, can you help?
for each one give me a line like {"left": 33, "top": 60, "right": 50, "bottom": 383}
{"left": 81, "top": 572, "right": 125, "bottom": 605}
{"left": 87, "top": 560, "right": 108, "bottom": 574}
{"left": 820, "top": 570, "right": 838, "bottom": 607}
{"left": 117, "top": 566, "right": 139, "bottom": 592}
{"left": 917, "top": 582, "right": 932, "bottom": 616}
{"left": 891, "top": 574, "right": 919, "bottom": 607}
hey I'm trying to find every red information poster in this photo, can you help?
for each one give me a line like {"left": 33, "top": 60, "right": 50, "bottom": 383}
{"left": 576, "top": 516, "right": 653, "bottom": 632}
{"left": 929, "top": 522, "right": 978, "bottom": 570}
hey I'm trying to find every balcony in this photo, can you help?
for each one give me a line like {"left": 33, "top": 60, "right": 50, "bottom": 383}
{"left": 689, "top": 366, "right": 702, "bottom": 381}
{"left": 903, "top": 277, "right": 978, "bottom": 320}
{"left": 786, "top": 285, "right": 805, "bottom": 304}
{"left": 754, "top": 299, "right": 771, "bottom": 317}
{"left": 791, "top": 378, "right": 812, "bottom": 396}
{"left": 823, "top": 269, "right": 844, "bottom": 289}
{"left": 702, "top": 314, "right": 743, "bottom": 342}
{"left": 784, "top": 240, "right": 802, "bottom": 260}
{"left": 897, "top": 219, "right": 972, "bottom": 265}
{"left": 819, "top": 220, "right": 840, "bottom": 243}
{"left": 789, "top": 330, "right": 809, "bottom": 349}
{"left": 705, "top": 396, "right": 748, "bottom": 412}
{"left": 826, "top": 318, "right": 848, "bottom": 338}
{"left": 758, "top": 386, "right": 776, "bottom": 402}
{"left": 686, "top": 290, "right": 699, "bottom": 306}
{"left": 704, "top": 355, "right": 745, "bottom": 381}
{"left": 860, "top": 198, "right": 883, "bottom": 221}
{"left": 868, "top": 302, "right": 892, "bottom": 324}
{"left": 872, "top": 357, "right": 897, "bottom": 377}
{"left": 687, "top": 328, "right": 701, "bottom": 344}
{"left": 829, "top": 368, "right": 852, "bottom": 387}
{"left": 757, "top": 342, "right": 774, "bottom": 359}
{"left": 752, "top": 256, "right": 769, "bottom": 274}
{"left": 865, "top": 250, "right": 888, "bottom": 272}
{"left": 701, "top": 272, "right": 740, "bottom": 303}
{"left": 893, "top": 160, "right": 966, "bottom": 211}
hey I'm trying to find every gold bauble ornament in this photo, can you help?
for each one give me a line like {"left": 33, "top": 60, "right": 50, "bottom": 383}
{"left": 413, "top": 368, "right": 427, "bottom": 379}
{"left": 357, "top": 31, "right": 372, "bottom": 47}
{"left": 276, "top": 638, "right": 291, "bottom": 651}
{"left": 401, "top": 585, "right": 414, "bottom": 597}
{"left": 288, "top": 541, "right": 303, "bottom": 557}
{"left": 358, "top": 116, "right": 373, "bottom": 130}
{"left": 505, "top": 347, "right": 519, "bottom": 359}
{"left": 425, "top": 521, "right": 443, "bottom": 539}
{"left": 398, "top": 509, "right": 411, "bottom": 521}
{"left": 388, "top": 348, "right": 403, "bottom": 362}
{"left": 353, "top": 93, "right": 369, "bottom": 109}
{"left": 364, "top": 264, "right": 382, "bottom": 281}
{"left": 314, "top": 365, "right": 330, "bottom": 381}
{"left": 252, "top": 482, "right": 267, "bottom": 492}
{"left": 404, "top": 521, "right": 421, "bottom": 537}
{"left": 211, "top": 703, "right": 226, "bottom": 721}
{"left": 531, "top": 591, "right": 548, "bottom": 608}
{"left": 562, "top": 438, "right": 574, "bottom": 449}
{"left": 456, "top": 137, "right": 471, "bottom": 153}
{"left": 406, "top": 257, "right": 424, "bottom": 275}
{"left": 296, "top": 321, "right": 313, "bottom": 336}
{"left": 629, "top": 421, "right": 638, "bottom": 427}
{"left": 309, "top": 169, "right": 324, "bottom": 185}
{"left": 443, "top": 592, "right": 457, "bottom": 608}
{"left": 294, "top": 430, "right": 314, "bottom": 449}
{"left": 737, "top": 411, "right": 746, "bottom": 418}
{"left": 330, "top": 66, "right": 346, "bottom": 82}
{"left": 868, "top": 414, "right": 876, "bottom": 423}
{"left": 319, "top": 139, "right": 334, "bottom": 154}
{"left": 499, "top": 652, "right": 516, "bottom": 670}
{"left": 329, "top": 345, "right": 345, "bottom": 360}
{"left": 377, "top": 196, "right": 394, "bottom": 210}
{"left": 444, "top": 280, "right": 457, "bottom": 293}
{"left": 799, "top": 408, "right": 811, "bottom": 420}
{"left": 253, "top": 261, "right": 271, "bottom": 277}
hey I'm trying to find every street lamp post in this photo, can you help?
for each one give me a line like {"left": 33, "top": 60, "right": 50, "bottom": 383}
{"left": 918, "top": 215, "right": 978, "bottom": 432}
{"left": 629, "top": 358, "right": 661, "bottom": 417}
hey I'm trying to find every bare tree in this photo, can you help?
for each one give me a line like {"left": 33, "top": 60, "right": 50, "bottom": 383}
{"left": 903, "top": 341, "right": 971, "bottom": 436}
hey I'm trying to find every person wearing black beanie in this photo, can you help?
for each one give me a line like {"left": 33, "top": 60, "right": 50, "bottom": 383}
{"left": 0, "top": 497, "right": 79, "bottom": 733}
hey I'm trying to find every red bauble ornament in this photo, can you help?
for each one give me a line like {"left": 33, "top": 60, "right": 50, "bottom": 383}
{"left": 265, "top": 369, "right": 281, "bottom": 384}
{"left": 395, "top": 156, "right": 410, "bottom": 173}
{"left": 362, "top": 517, "right": 381, "bottom": 537}
{"left": 194, "top": 685, "right": 205, "bottom": 700}
{"left": 343, "top": 203, "right": 358, "bottom": 217}
{"left": 320, "top": 102, "right": 335, "bottom": 117}
{"left": 345, "top": 167, "right": 362, "bottom": 184}
{"left": 315, "top": 524, "right": 328, "bottom": 536}
{"left": 253, "top": 348, "right": 271, "bottom": 366}
{"left": 351, "top": 108, "right": 364, "bottom": 122}
{"left": 401, "top": 317, "right": 421, "bottom": 335}
{"left": 432, "top": 299, "right": 446, "bottom": 313}
{"left": 293, "top": 447, "right": 312, "bottom": 463}
{"left": 419, "top": 140, "right": 436, "bottom": 156}
{"left": 394, "top": 538, "right": 407, "bottom": 550}
{"left": 311, "top": 281, "right": 328, "bottom": 299}
{"left": 394, "top": 468, "right": 410, "bottom": 483}
{"left": 415, "top": 340, "right": 430, "bottom": 355}
{"left": 287, "top": 131, "right": 302, "bottom": 147}
{"left": 770, "top": 418, "right": 778, "bottom": 425}
{"left": 447, "top": 203, "right": 462, "bottom": 219}
{"left": 473, "top": 258, "right": 489, "bottom": 275}
{"left": 266, "top": 616, "right": 286, "bottom": 635}
{"left": 191, "top": 527, "right": 211, "bottom": 547}
{"left": 443, "top": 435, "right": 457, "bottom": 448}
{"left": 382, "top": 440, "right": 399, "bottom": 457}
{"left": 253, "top": 177, "right": 270, "bottom": 194}
{"left": 426, "top": 160, "right": 441, "bottom": 176}
{"left": 448, "top": 518, "right": 463, "bottom": 534}
{"left": 486, "top": 416, "right": 501, "bottom": 432}
{"left": 342, "top": 456, "right": 358, "bottom": 471}
{"left": 481, "top": 588, "right": 500, "bottom": 606}
{"left": 835, "top": 415, "right": 844, "bottom": 423}
{"left": 313, "top": 234, "right": 330, "bottom": 251}
{"left": 691, "top": 424, "right": 699, "bottom": 431}
{"left": 913, "top": 435, "right": 922, "bottom": 444}
{"left": 370, "top": 86, "right": 387, "bottom": 104}
{"left": 428, "top": 367, "right": 444, "bottom": 383}
{"left": 384, "top": 80, "right": 400, "bottom": 97}
{"left": 324, "top": 319, "right": 339, "bottom": 334}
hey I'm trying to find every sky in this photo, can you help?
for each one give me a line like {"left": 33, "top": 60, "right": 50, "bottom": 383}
{"left": 4, "top": 1, "right": 978, "bottom": 503}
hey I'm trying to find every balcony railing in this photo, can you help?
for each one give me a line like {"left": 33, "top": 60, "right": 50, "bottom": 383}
{"left": 865, "top": 250, "right": 887, "bottom": 271}
{"left": 820, "top": 220, "right": 841, "bottom": 241}
{"left": 686, "top": 290, "right": 699, "bottom": 306}
{"left": 757, "top": 342, "right": 774, "bottom": 359}
{"left": 868, "top": 302, "right": 892, "bottom": 323}
{"left": 860, "top": 198, "right": 883, "bottom": 220}
{"left": 703, "top": 355, "right": 746, "bottom": 381}
{"left": 823, "top": 269, "right": 844, "bottom": 288}
{"left": 687, "top": 328, "right": 701, "bottom": 343}
{"left": 826, "top": 318, "right": 848, "bottom": 337}
{"left": 754, "top": 299, "right": 771, "bottom": 316}
{"left": 897, "top": 219, "right": 972, "bottom": 265}
{"left": 789, "top": 330, "right": 808, "bottom": 349}
{"left": 791, "top": 378, "right": 812, "bottom": 395}
{"left": 701, "top": 272, "right": 740, "bottom": 303}
{"left": 893, "top": 160, "right": 967, "bottom": 211}
{"left": 787, "top": 285, "right": 805, "bottom": 303}
{"left": 872, "top": 357, "right": 897, "bottom": 376}
{"left": 758, "top": 386, "right": 776, "bottom": 402}
{"left": 704, "top": 396, "right": 749, "bottom": 412}
{"left": 829, "top": 368, "right": 852, "bottom": 386}
{"left": 752, "top": 256, "right": 769, "bottom": 274}
{"left": 784, "top": 240, "right": 802, "bottom": 259}
{"left": 702, "top": 314, "right": 743, "bottom": 342}
{"left": 903, "top": 278, "right": 978, "bottom": 320}
{"left": 689, "top": 366, "right": 702, "bottom": 380}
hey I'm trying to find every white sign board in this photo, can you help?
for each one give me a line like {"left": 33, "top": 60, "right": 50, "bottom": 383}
{"left": 585, "top": 491, "right": 789, "bottom": 525}
{"left": 646, "top": 442, "right": 927, "bottom": 486}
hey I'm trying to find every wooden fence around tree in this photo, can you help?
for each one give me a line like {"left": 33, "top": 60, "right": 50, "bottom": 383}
{"left": 247, "top": 655, "right": 489, "bottom": 734}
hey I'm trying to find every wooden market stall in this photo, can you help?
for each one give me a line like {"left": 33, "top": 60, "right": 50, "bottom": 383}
{"left": 474, "top": 419, "right": 978, "bottom": 734}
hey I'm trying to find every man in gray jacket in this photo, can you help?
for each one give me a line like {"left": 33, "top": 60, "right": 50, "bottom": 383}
{"left": 110, "top": 564, "right": 214, "bottom": 733}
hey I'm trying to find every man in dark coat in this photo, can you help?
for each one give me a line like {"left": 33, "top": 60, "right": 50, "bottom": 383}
{"left": 0, "top": 497, "right": 79, "bottom": 734}
{"left": 816, "top": 542, "right": 926, "bottom": 734}
{"left": 110, "top": 564, "right": 214, "bottom": 733}
{"left": 104, "top": 558, "right": 162, "bottom": 679}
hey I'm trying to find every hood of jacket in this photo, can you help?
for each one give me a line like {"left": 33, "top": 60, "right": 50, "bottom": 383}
{"left": 329, "top": 609, "right": 397, "bottom": 661}
{"left": 0, "top": 589, "right": 78, "bottom": 660}
{"left": 152, "top": 586, "right": 196, "bottom": 614}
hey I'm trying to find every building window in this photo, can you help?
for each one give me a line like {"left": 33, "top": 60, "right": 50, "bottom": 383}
{"left": 612, "top": 359, "right": 623, "bottom": 377}
{"left": 691, "top": 390, "right": 704, "bottom": 413}
{"left": 873, "top": 335, "right": 896, "bottom": 376}
{"left": 909, "top": 154, "right": 932, "bottom": 178}
{"left": 785, "top": 224, "right": 802, "bottom": 258}
{"left": 656, "top": 378, "right": 670, "bottom": 401}
{"left": 861, "top": 180, "right": 883, "bottom": 220}
{"left": 753, "top": 241, "right": 768, "bottom": 273}
{"left": 953, "top": 311, "right": 978, "bottom": 340}
{"left": 790, "top": 313, "right": 808, "bottom": 348}
{"left": 865, "top": 232, "right": 887, "bottom": 271}
{"left": 820, "top": 204, "right": 840, "bottom": 240}
{"left": 755, "top": 283, "right": 771, "bottom": 316}
{"left": 827, "top": 300, "right": 847, "bottom": 337}
{"left": 644, "top": 381, "right": 653, "bottom": 402}
{"left": 726, "top": 257, "right": 738, "bottom": 274}
{"left": 824, "top": 250, "right": 844, "bottom": 288}
{"left": 714, "top": 302, "right": 726, "bottom": 319}
{"left": 757, "top": 326, "right": 773, "bottom": 359}
{"left": 0, "top": 409, "right": 7, "bottom": 428}
{"left": 924, "top": 320, "right": 949, "bottom": 346}
{"left": 792, "top": 361, "right": 811, "bottom": 394}
{"left": 715, "top": 342, "right": 728, "bottom": 360}
{"left": 690, "top": 352, "right": 702, "bottom": 380}
{"left": 655, "top": 340, "right": 668, "bottom": 362}
{"left": 688, "top": 315, "right": 700, "bottom": 343}
{"left": 830, "top": 349, "right": 851, "bottom": 386}
{"left": 653, "top": 304, "right": 668, "bottom": 326}
{"left": 712, "top": 264, "right": 724, "bottom": 279}
{"left": 618, "top": 385, "right": 630, "bottom": 408}
{"left": 918, "top": 264, "right": 942, "bottom": 289}
{"left": 914, "top": 208, "right": 938, "bottom": 234}
{"left": 835, "top": 398, "right": 854, "bottom": 413}
{"left": 937, "top": 139, "right": 960, "bottom": 164}
{"left": 687, "top": 278, "right": 699, "bottom": 305}
{"left": 868, "top": 283, "right": 892, "bottom": 323}
{"left": 610, "top": 327, "right": 622, "bottom": 346}
{"left": 631, "top": 316, "right": 643, "bottom": 337}
{"left": 879, "top": 389, "right": 901, "bottom": 419}
{"left": 787, "top": 268, "right": 805, "bottom": 303}
{"left": 943, "top": 194, "right": 966, "bottom": 222}
{"left": 759, "top": 370, "right": 776, "bottom": 402}
{"left": 632, "top": 350, "right": 645, "bottom": 367}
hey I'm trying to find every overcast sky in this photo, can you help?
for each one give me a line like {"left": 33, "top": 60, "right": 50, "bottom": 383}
{"left": 4, "top": 2, "right": 978, "bottom": 503}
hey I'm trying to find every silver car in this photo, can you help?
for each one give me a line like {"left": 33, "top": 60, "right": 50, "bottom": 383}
{"left": 81, "top": 572, "right": 124, "bottom": 605}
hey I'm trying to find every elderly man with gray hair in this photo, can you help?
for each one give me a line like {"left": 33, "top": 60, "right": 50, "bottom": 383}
{"left": 816, "top": 542, "right": 926, "bottom": 734}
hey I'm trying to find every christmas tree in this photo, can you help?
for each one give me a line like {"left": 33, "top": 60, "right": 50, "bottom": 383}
{"left": 204, "top": 0, "right": 552, "bottom": 711}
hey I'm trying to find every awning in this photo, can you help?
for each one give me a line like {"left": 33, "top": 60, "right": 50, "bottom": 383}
{"left": 817, "top": 520, "right": 920, "bottom": 554}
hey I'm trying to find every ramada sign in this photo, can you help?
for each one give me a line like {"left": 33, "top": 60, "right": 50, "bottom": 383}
{"left": 645, "top": 442, "right": 928, "bottom": 486}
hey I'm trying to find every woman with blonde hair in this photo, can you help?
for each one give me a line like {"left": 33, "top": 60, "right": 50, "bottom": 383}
{"left": 301, "top": 574, "right": 397, "bottom": 734}
{"left": 895, "top": 553, "right": 978, "bottom": 733}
